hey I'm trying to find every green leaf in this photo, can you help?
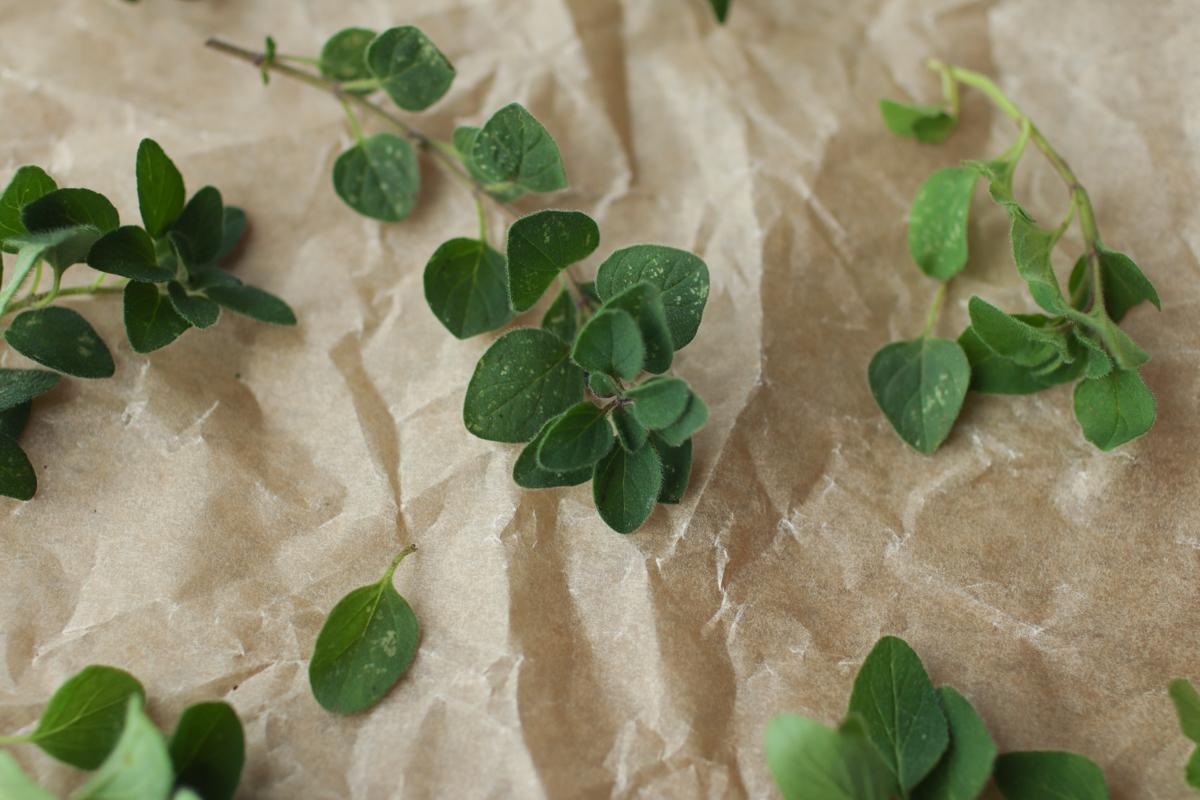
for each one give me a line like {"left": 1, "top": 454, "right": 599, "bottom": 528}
{"left": 463, "top": 328, "right": 584, "bottom": 443}
{"left": 21, "top": 188, "right": 119, "bottom": 236}
{"left": 764, "top": 714, "right": 897, "bottom": 800}
{"left": 541, "top": 286, "right": 578, "bottom": 343}
{"left": 1170, "top": 680, "right": 1200, "bottom": 744}
{"left": 452, "top": 126, "right": 523, "bottom": 202}
{"left": 656, "top": 392, "right": 709, "bottom": 447}
{"left": 1010, "top": 210, "right": 1068, "bottom": 314}
{"left": 423, "top": 237, "right": 513, "bottom": 339}
{"left": 993, "top": 751, "right": 1109, "bottom": 800}
{"left": 167, "top": 282, "right": 220, "bottom": 329}
{"left": 124, "top": 282, "right": 191, "bottom": 353}
{"left": 1067, "top": 311, "right": 1148, "bottom": 370}
{"left": 261, "top": 36, "right": 276, "bottom": 85}
{"left": 8, "top": 226, "right": 102, "bottom": 273}
{"left": 319, "top": 28, "right": 377, "bottom": 89}
{"left": 505, "top": 210, "right": 599, "bottom": 312}
{"left": 868, "top": 337, "right": 969, "bottom": 454}
{"left": 332, "top": 133, "right": 420, "bottom": 222}
{"left": 472, "top": 103, "right": 568, "bottom": 193}
{"left": 967, "top": 297, "right": 1071, "bottom": 367}
{"left": 908, "top": 167, "right": 978, "bottom": 282}
{"left": 0, "top": 166, "right": 57, "bottom": 252}
{"left": 0, "top": 368, "right": 59, "bottom": 412}
{"left": 612, "top": 405, "right": 648, "bottom": 452}
{"left": 1188, "top": 749, "right": 1200, "bottom": 792}
{"left": 87, "top": 226, "right": 175, "bottom": 282}
{"left": 537, "top": 402, "right": 613, "bottom": 471}
{"left": 30, "top": 665, "right": 144, "bottom": 769}
{"left": 626, "top": 376, "right": 689, "bottom": 429}
{"left": 599, "top": 282, "right": 674, "bottom": 373}
{"left": 308, "top": 550, "right": 421, "bottom": 714}
{"left": 365, "top": 26, "right": 455, "bottom": 111}
{"left": 847, "top": 635, "right": 949, "bottom": 792}
{"left": 1068, "top": 247, "right": 1160, "bottom": 323}
{"left": 596, "top": 245, "right": 709, "bottom": 349}
{"left": 571, "top": 308, "right": 645, "bottom": 381}
{"left": 169, "top": 187, "right": 224, "bottom": 270}
{"left": 136, "top": 138, "right": 185, "bottom": 237}
{"left": 588, "top": 372, "right": 619, "bottom": 398}
{"left": 212, "top": 206, "right": 247, "bottom": 266}
{"left": 650, "top": 434, "right": 691, "bottom": 504}
{"left": 592, "top": 441, "right": 662, "bottom": 533}
{"left": 0, "top": 434, "right": 36, "bottom": 501}
{"left": 1072, "top": 331, "right": 1113, "bottom": 379}
{"left": 963, "top": 121, "right": 1029, "bottom": 208}
{"left": 912, "top": 686, "right": 996, "bottom": 800}
{"left": 1073, "top": 369, "right": 1155, "bottom": 450}
{"left": 707, "top": 0, "right": 731, "bottom": 23}
{"left": 169, "top": 702, "right": 244, "bottom": 800}
{"left": 74, "top": 697, "right": 173, "bottom": 800}
{"left": 879, "top": 99, "right": 956, "bottom": 144}
{"left": 0, "top": 752, "right": 54, "bottom": 799}
{"left": 204, "top": 283, "right": 296, "bottom": 326}
{"left": 958, "top": 327, "right": 1080, "bottom": 395}
{"left": 0, "top": 403, "right": 32, "bottom": 440}
{"left": 513, "top": 420, "right": 592, "bottom": 489}
{"left": 5, "top": 307, "right": 115, "bottom": 379}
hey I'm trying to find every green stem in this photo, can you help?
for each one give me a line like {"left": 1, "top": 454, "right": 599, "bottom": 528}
{"left": 0, "top": 734, "right": 32, "bottom": 745}
{"left": 2, "top": 284, "right": 126, "bottom": 319}
{"left": 0, "top": 253, "right": 39, "bottom": 317}
{"left": 922, "top": 282, "right": 947, "bottom": 337}
{"left": 383, "top": 544, "right": 419, "bottom": 583}
{"left": 340, "top": 98, "right": 366, "bottom": 144}
{"left": 28, "top": 260, "right": 43, "bottom": 295}
{"left": 276, "top": 53, "right": 322, "bottom": 67}
{"left": 475, "top": 195, "right": 488, "bottom": 243}
{"left": 338, "top": 78, "right": 382, "bottom": 92}
{"left": 34, "top": 269, "right": 63, "bottom": 308}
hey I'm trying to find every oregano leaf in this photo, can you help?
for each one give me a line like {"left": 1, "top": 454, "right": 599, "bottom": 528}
{"left": 319, "top": 28, "right": 377, "bottom": 90}
{"left": 365, "top": 26, "right": 455, "bottom": 112}
{"left": 204, "top": 283, "right": 296, "bottom": 325}
{"left": 764, "top": 714, "right": 897, "bottom": 800}
{"left": 868, "top": 337, "right": 969, "bottom": 454}
{"left": 453, "top": 126, "right": 523, "bottom": 202}
{"left": 958, "top": 327, "right": 1080, "bottom": 395}
{"left": 168, "top": 701, "right": 245, "bottom": 800}
{"left": 0, "top": 165, "right": 57, "bottom": 252}
{"left": 73, "top": 697, "right": 173, "bottom": 800}
{"left": 541, "top": 286, "right": 578, "bottom": 344}
{"left": 908, "top": 167, "right": 978, "bottom": 282}
{"left": 571, "top": 308, "right": 645, "bottom": 381}
{"left": 513, "top": 420, "right": 592, "bottom": 489}
{"left": 1073, "top": 368, "right": 1155, "bottom": 451}
{"left": 599, "top": 282, "right": 674, "bottom": 373}
{"left": 30, "top": 665, "right": 145, "bottom": 769}
{"left": 880, "top": 99, "right": 956, "bottom": 144}
{"left": 169, "top": 186, "right": 225, "bottom": 270}
{"left": 1169, "top": 679, "right": 1200, "bottom": 744}
{"left": 21, "top": 188, "right": 119, "bottom": 236}
{"left": 1072, "top": 330, "right": 1113, "bottom": 379}
{"left": 0, "top": 752, "right": 54, "bottom": 799}
{"left": 87, "top": 225, "right": 176, "bottom": 282}
{"left": 993, "top": 751, "right": 1109, "bottom": 800}
{"left": 612, "top": 405, "right": 648, "bottom": 453}
{"left": 537, "top": 402, "right": 613, "bottom": 471}
{"left": 912, "top": 686, "right": 996, "bottom": 800}
{"left": 5, "top": 307, "right": 115, "bottom": 379}
{"left": 124, "top": 281, "right": 191, "bottom": 354}
{"left": 332, "top": 133, "right": 420, "bottom": 222}
{"left": 650, "top": 434, "right": 691, "bottom": 504}
{"left": 136, "top": 138, "right": 186, "bottom": 237}
{"left": 423, "top": 237, "right": 513, "bottom": 339}
{"left": 8, "top": 226, "right": 102, "bottom": 273}
{"left": 211, "top": 206, "right": 248, "bottom": 266}
{"left": 1068, "top": 247, "right": 1160, "bottom": 323}
{"left": 967, "top": 296, "right": 1071, "bottom": 367}
{"left": 1009, "top": 209, "right": 1069, "bottom": 314}
{"left": 626, "top": 376, "right": 690, "bottom": 429}
{"left": 167, "top": 282, "right": 220, "bottom": 329}
{"left": 472, "top": 103, "right": 568, "bottom": 193}
{"left": 588, "top": 372, "right": 619, "bottom": 398}
{"left": 0, "top": 402, "right": 32, "bottom": 441}
{"left": 0, "top": 368, "right": 60, "bottom": 413}
{"left": 656, "top": 392, "right": 709, "bottom": 447}
{"left": 595, "top": 245, "right": 709, "bottom": 349}
{"left": 591, "top": 441, "right": 662, "bottom": 534}
{"left": 505, "top": 210, "right": 599, "bottom": 312}
{"left": 0, "top": 434, "right": 36, "bottom": 501}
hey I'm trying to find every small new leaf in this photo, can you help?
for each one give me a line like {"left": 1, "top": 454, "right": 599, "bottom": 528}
{"left": 73, "top": 697, "right": 173, "bottom": 800}
{"left": 366, "top": 26, "right": 455, "bottom": 112}
{"left": 612, "top": 405, "right": 648, "bottom": 452}
{"left": 571, "top": 308, "right": 645, "bottom": 381}
{"left": 600, "top": 282, "right": 674, "bottom": 373}
{"left": 1068, "top": 246, "right": 1160, "bottom": 323}
{"left": 908, "top": 167, "right": 978, "bottom": 282}
{"left": 0, "top": 166, "right": 57, "bottom": 252}
{"left": 31, "top": 665, "right": 145, "bottom": 769}
{"left": 879, "top": 99, "right": 956, "bottom": 144}
{"left": 513, "top": 420, "right": 592, "bottom": 489}
{"left": 506, "top": 210, "right": 599, "bottom": 312}
{"left": 88, "top": 225, "right": 176, "bottom": 282}
{"left": 592, "top": 441, "right": 662, "bottom": 533}
{"left": 319, "top": 28, "right": 377, "bottom": 90}
{"left": 764, "top": 714, "right": 897, "bottom": 800}
{"left": 707, "top": 0, "right": 731, "bottom": 23}
{"left": 472, "top": 103, "right": 568, "bottom": 193}
{"left": 333, "top": 133, "right": 420, "bottom": 222}
{"left": 993, "top": 751, "right": 1109, "bottom": 800}
{"left": 1073, "top": 369, "right": 1155, "bottom": 451}
{"left": 168, "top": 282, "right": 221, "bottom": 329}
{"left": 868, "top": 337, "right": 969, "bottom": 454}
{"left": 1010, "top": 209, "right": 1069, "bottom": 314}
{"left": 596, "top": 245, "right": 709, "bottom": 349}
{"left": 169, "top": 702, "right": 245, "bottom": 800}
{"left": 136, "top": 138, "right": 186, "bottom": 237}
{"left": 124, "top": 281, "right": 191, "bottom": 353}
{"left": 542, "top": 286, "right": 578, "bottom": 343}
{"left": 537, "top": 402, "right": 614, "bottom": 471}
{"left": 424, "top": 238, "right": 513, "bottom": 339}
{"left": 5, "top": 307, "right": 115, "bottom": 379}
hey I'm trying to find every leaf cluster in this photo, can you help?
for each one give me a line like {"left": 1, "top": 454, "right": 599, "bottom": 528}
{"left": 765, "top": 635, "right": 1111, "bottom": 799}
{"left": 0, "top": 139, "right": 295, "bottom": 501}
{"left": 0, "top": 665, "right": 244, "bottom": 800}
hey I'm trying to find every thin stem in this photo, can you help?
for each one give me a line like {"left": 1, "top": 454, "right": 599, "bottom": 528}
{"left": 2, "top": 284, "right": 126, "bottom": 318}
{"left": 29, "top": 260, "right": 43, "bottom": 295}
{"left": 0, "top": 253, "right": 40, "bottom": 317}
{"left": 35, "top": 269, "right": 63, "bottom": 308}
{"left": 922, "top": 282, "right": 947, "bottom": 337}
{"left": 475, "top": 195, "right": 488, "bottom": 243}
{"left": 340, "top": 98, "right": 366, "bottom": 144}
{"left": 0, "top": 735, "right": 32, "bottom": 745}
{"left": 383, "top": 544, "right": 419, "bottom": 583}
{"left": 276, "top": 53, "right": 322, "bottom": 67}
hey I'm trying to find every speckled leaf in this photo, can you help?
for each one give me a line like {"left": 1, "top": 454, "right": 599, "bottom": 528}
{"left": 423, "top": 237, "right": 513, "bottom": 339}
{"left": 0, "top": 165, "right": 57, "bottom": 252}
{"left": 88, "top": 226, "right": 175, "bottom": 282}
{"left": 5, "top": 307, "right": 114, "bottom": 379}
{"left": 136, "top": 138, "right": 185, "bottom": 237}
{"left": 599, "top": 282, "right": 674, "bottom": 373}
{"left": 74, "top": 697, "right": 173, "bottom": 800}
{"left": 880, "top": 100, "right": 956, "bottom": 144}
{"left": 453, "top": 126, "right": 523, "bottom": 202}
{"left": 365, "top": 26, "right": 455, "bottom": 111}
{"left": 994, "top": 751, "right": 1109, "bottom": 800}
{"left": 333, "top": 133, "right": 419, "bottom": 222}
{"left": 868, "top": 337, "right": 969, "bottom": 454}
{"left": 31, "top": 665, "right": 145, "bottom": 769}
{"left": 472, "top": 103, "right": 567, "bottom": 193}
{"left": 169, "top": 702, "right": 245, "bottom": 800}
{"left": 0, "top": 368, "right": 59, "bottom": 413}
{"left": 505, "top": 210, "right": 599, "bottom": 311}
{"left": 1073, "top": 368, "right": 1155, "bottom": 450}
{"left": 571, "top": 308, "right": 645, "bottom": 381}
{"left": 319, "top": 28, "right": 376, "bottom": 90}
{"left": 124, "top": 281, "right": 191, "bottom": 353}
{"left": 596, "top": 245, "right": 709, "bottom": 349}
{"left": 592, "top": 441, "right": 662, "bottom": 534}
{"left": 908, "top": 167, "right": 978, "bottom": 282}
{"left": 537, "top": 402, "right": 613, "bottom": 471}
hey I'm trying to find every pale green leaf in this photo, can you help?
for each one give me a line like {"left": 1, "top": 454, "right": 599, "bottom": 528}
{"left": 868, "top": 337, "right": 969, "bottom": 454}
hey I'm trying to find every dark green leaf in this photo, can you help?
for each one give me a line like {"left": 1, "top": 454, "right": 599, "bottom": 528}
{"left": 505, "top": 210, "right": 599, "bottom": 312}
{"left": 170, "top": 187, "right": 224, "bottom": 269}
{"left": 1073, "top": 369, "right": 1155, "bottom": 450}
{"left": 0, "top": 434, "right": 35, "bottom": 501}
{"left": 592, "top": 441, "right": 662, "bottom": 533}
{"left": 0, "top": 165, "right": 57, "bottom": 252}
{"left": 0, "top": 403, "right": 32, "bottom": 440}
{"left": 541, "top": 286, "right": 578, "bottom": 343}
{"left": 571, "top": 308, "right": 645, "bottom": 381}
{"left": 847, "top": 636, "right": 948, "bottom": 793}
{"left": 764, "top": 714, "right": 897, "bottom": 800}
{"left": 1010, "top": 209, "right": 1068, "bottom": 314}
{"left": 612, "top": 405, "right": 648, "bottom": 452}
{"left": 453, "top": 126, "right": 523, "bottom": 202}
{"left": 994, "top": 751, "right": 1109, "bottom": 800}
{"left": 868, "top": 337, "right": 969, "bottom": 454}
{"left": 0, "top": 752, "right": 54, "bottom": 799}
{"left": 513, "top": 420, "right": 592, "bottom": 489}
{"left": 879, "top": 99, "right": 956, "bottom": 144}
{"left": 88, "top": 225, "right": 175, "bottom": 282}
{"left": 650, "top": 434, "right": 691, "bottom": 504}
{"left": 74, "top": 697, "right": 173, "bottom": 800}
{"left": 212, "top": 206, "right": 247, "bottom": 266}
{"left": 261, "top": 36, "right": 276, "bottom": 85}
{"left": 1170, "top": 680, "right": 1200, "bottom": 744}
{"left": 5, "top": 307, "right": 114, "bottom": 379}
{"left": 537, "top": 402, "right": 613, "bottom": 471}
{"left": 596, "top": 245, "right": 709, "bottom": 349}
{"left": 332, "top": 133, "right": 420, "bottom": 222}
{"left": 588, "top": 372, "right": 619, "bottom": 398}
{"left": 656, "top": 392, "right": 708, "bottom": 447}
{"left": 463, "top": 327, "right": 584, "bottom": 443}
{"left": 365, "top": 26, "right": 455, "bottom": 111}
{"left": 1068, "top": 247, "right": 1160, "bottom": 323}
{"left": 908, "top": 167, "right": 978, "bottom": 282}
{"left": 707, "top": 0, "right": 731, "bottom": 23}
{"left": 912, "top": 686, "right": 996, "bottom": 800}
{"left": 958, "top": 327, "right": 1080, "bottom": 395}
{"left": 169, "top": 702, "right": 245, "bottom": 800}
{"left": 7, "top": 226, "right": 102, "bottom": 272}
{"left": 319, "top": 28, "right": 377, "bottom": 89}
{"left": 599, "top": 282, "right": 674, "bottom": 373}
{"left": 124, "top": 281, "right": 191, "bottom": 353}
{"left": 423, "top": 237, "right": 512, "bottom": 339}
{"left": 1066, "top": 311, "right": 1148, "bottom": 370}
{"left": 472, "top": 103, "right": 568, "bottom": 193}
{"left": 309, "top": 550, "right": 421, "bottom": 714}
{"left": 204, "top": 284, "right": 296, "bottom": 326}
{"left": 626, "top": 376, "right": 689, "bottom": 429}
{"left": 0, "top": 368, "right": 59, "bottom": 412}
{"left": 167, "top": 282, "right": 220, "bottom": 329}
{"left": 21, "top": 188, "right": 118, "bottom": 236}
{"left": 31, "top": 665, "right": 145, "bottom": 769}
{"left": 967, "top": 296, "right": 1071, "bottom": 366}
{"left": 136, "top": 138, "right": 186, "bottom": 237}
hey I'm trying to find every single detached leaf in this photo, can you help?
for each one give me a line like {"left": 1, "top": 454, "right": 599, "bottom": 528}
{"left": 74, "top": 697, "right": 173, "bottom": 800}
{"left": 612, "top": 405, "right": 648, "bottom": 452}
{"left": 204, "top": 283, "right": 296, "bottom": 326}
{"left": 967, "top": 296, "right": 1070, "bottom": 367}
{"left": 21, "top": 188, "right": 119, "bottom": 236}
{"left": 1170, "top": 680, "right": 1200, "bottom": 744}
{"left": 847, "top": 635, "right": 949, "bottom": 792}
{"left": 0, "top": 368, "right": 59, "bottom": 412}
{"left": 764, "top": 714, "right": 897, "bottom": 800}
{"left": 332, "top": 133, "right": 420, "bottom": 222}
{"left": 167, "top": 282, "right": 220, "bottom": 329}
{"left": 600, "top": 282, "right": 674, "bottom": 373}
{"left": 0, "top": 434, "right": 36, "bottom": 501}
{"left": 571, "top": 308, "right": 645, "bottom": 381}
{"left": 537, "top": 402, "right": 613, "bottom": 471}
{"left": 1010, "top": 210, "right": 1068, "bottom": 314}
{"left": 424, "top": 237, "right": 513, "bottom": 339}
{"left": 592, "top": 441, "right": 662, "bottom": 533}
{"left": 136, "top": 138, "right": 186, "bottom": 237}
{"left": 319, "top": 28, "right": 377, "bottom": 89}
{"left": 656, "top": 392, "right": 709, "bottom": 447}
{"left": 170, "top": 186, "right": 225, "bottom": 270}
{"left": 1068, "top": 247, "right": 1160, "bottom": 323}
{"left": 707, "top": 0, "right": 731, "bottom": 23}
{"left": 879, "top": 99, "right": 956, "bottom": 144}
{"left": 542, "top": 286, "right": 578, "bottom": 343}
{"left": 463, "top": 327, "right": 584, "bottom": 443}
{"left": 993, "top": 751, "right": 1109, "bottom": 800}
{"left": 0, "top": 165, "right": 57, "bottom": 252}
{"left": 1073, "top": 369, "right": 1155, "bottom": 450}
{"left": 0, "top": 403, "right": 32, "bottom": 441}
{"left": 908, "top": 167, "right": 978, "bottom": 282}
{"left": 505, "top": 210, "right": 599, "bottom": 312}
{"left": 912, "top": 686, "right": 996, "bottom": 800}
{"left": 596, "top": 245, "right": 709, "bottom": 349}
{"left": 626, "top": 376, "right": 690, "bottom": 429}
{"left": 31, "top": 665, "right": 145, "bottom": 769}
{"left": 0, "top": 752, "right": 55, "bottom": 800}
{"left": 868, "top": 337, "right": 969, "bottom": 454}
{"left": 513, "top": 420, "right": 592, "bottom": 489}
{"left": 365, "top": 26, "right": 455, "bottom": 111}
{"left": 472, "top": 103, "right": 568, "bottom": 193}
{"left": 88, "top": 225, "right": 175, "bottom": 282}
{"left": 169, "top": 702, "right": 245, "bottom": 800}
{"left": 588, "top": 372, "right": 619, "bottom": 398}
{"left": 309, "top": 550, "right": 421, "bottom": 715}
{"left": 5, "top": 307, "right": 115, "bottom": 379}
{"left": 650, "top": 434, "right": 691, "bottom": 504}
{"left": 958, "top": 327, "right": 1080, "bottom": 395}
{"left": 124, "top": 281, "right": 191, "bottom": 354}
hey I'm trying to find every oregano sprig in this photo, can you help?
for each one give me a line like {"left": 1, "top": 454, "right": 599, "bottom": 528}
{"left": 0, "top": 139, "right": 296, "bottom": 502}
{"left": 871, "top": 61, "right": 1160, "bottom": 454}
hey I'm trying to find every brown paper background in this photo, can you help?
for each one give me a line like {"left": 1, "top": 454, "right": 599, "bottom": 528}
{"left": 2, "top": 0, "right": 1198, "bottom": 797}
